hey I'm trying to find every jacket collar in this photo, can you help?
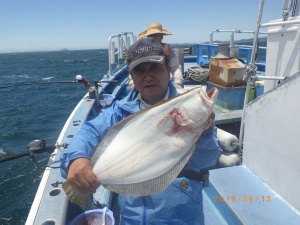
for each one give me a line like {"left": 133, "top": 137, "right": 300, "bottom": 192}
{"left": 116, "top": 81, "right": 178, "bottom": 113}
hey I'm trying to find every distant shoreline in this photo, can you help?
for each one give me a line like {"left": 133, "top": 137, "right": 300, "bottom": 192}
{"left": 0, "top": 37, "right": 267, "bottom": 54}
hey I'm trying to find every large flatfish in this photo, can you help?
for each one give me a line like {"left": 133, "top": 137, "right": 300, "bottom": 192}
{"left": 63, "top": 86, "right": 218, "bottom": 206}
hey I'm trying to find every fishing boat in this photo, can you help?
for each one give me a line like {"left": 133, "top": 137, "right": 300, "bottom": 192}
{"left": 18, "top": 0, "right": 300, "bottom": 224}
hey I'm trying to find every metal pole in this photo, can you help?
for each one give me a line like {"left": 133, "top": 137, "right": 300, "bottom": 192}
{"left": 238, "top": 0, "right": 265, "bottom": 158}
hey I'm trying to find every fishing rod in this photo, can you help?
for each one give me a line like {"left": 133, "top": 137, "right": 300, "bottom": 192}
{"left": 0, "top": 80, "right": 78, "bottom": 89}
{"left": 0, "top": 75, "right": 119, "bottom": 89}
{"left": 0, "top": 139, "right": 55, "bottom": 163}
{"left": 0, "top": 76, "right": 120, "bottom": 164}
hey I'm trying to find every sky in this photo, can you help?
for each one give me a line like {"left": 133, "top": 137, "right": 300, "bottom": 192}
{"left": 0, "top": 0, "right": 284, "bottom": 53}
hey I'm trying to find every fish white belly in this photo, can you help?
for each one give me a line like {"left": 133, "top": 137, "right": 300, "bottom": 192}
{"left": 63, "top": 86, "right": 218, "bottom": 204}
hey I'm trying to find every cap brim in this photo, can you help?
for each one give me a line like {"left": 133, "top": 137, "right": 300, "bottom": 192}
{"left": 129, "top": 55, "right": 165, "bottom": 71}
{"left": 138, "top": 29, "right": 173, "bottom": 38}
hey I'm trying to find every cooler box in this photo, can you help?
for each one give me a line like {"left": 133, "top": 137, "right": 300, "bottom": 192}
{"left": 208, "top": 58, "right": 246, "bottom": 87}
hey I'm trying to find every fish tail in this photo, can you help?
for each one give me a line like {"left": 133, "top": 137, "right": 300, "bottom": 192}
{"left": 62, "top": 181, "right": 88, "bottom": 207}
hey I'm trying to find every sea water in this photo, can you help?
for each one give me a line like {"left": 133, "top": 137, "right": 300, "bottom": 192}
{"left": 0, "top": 49, "right": 108, "bottom": 224}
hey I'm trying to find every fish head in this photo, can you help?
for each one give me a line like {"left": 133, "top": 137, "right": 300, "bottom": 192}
{"left": 175, "top": 86, "right": 218, "bottom": 130}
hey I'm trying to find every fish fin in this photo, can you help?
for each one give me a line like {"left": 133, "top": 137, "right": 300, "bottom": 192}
{"left": 103, "top": 145, "right": 195, "bottom": 196}
{"left": 91, "top": 111, "right": 138, "bottom": 167}
{"left": 62, "top": 181, "right": 88, "bottom": 207}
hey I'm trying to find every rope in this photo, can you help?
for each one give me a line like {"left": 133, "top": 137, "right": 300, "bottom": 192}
{"left": 186, "top": 66, "right": 209, "bottom": 83}
{"left": 243, "top": 63, "right": 257, "bottom": 81}
{"left": 292, "top": 0, "right": 299, "bottom": 16}
{"left": 0, "top": 80, "right": 78, "bottom": 89}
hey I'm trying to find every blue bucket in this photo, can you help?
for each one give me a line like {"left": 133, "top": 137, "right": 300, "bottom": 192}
{"left": 69, "top": 208, "right": 115, "bottom": 225}
{"left": 99, "top": 94, "right": 115, "bottom": 107}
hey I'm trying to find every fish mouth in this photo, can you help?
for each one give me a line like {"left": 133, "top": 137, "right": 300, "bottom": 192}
{"left": 206, "top": 87, "right": 218, "bottom": 103}
{"left": 180, "top": 86, "right": 218, "bottom": 123}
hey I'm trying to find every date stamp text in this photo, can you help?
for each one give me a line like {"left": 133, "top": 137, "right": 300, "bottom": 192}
{"left": 214, "top": 195, "right": 271, "bottom": 203}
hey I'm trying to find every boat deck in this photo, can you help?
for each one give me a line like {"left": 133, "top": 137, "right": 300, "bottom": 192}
{"left": 183, "top": 58, "right": 244, "bottom": 125}
{"left": 203, "top": 166, "right": 300, "bottom": 225}
{"left": 214, "top": 105, "right": 242, "bottom": 125}
{"left": 183, "top": 45, "right": 265, "bottom": 126}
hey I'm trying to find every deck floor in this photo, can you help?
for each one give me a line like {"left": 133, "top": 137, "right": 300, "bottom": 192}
{"left": 203, "top": 165, "right": 300, "bottom": 225}
{"left": 214, "top": 104, "right": 242, "bottom": 125}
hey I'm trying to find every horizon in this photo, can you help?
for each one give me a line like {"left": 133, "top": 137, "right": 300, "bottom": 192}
{"left": 0, "top": 37, "right": 267, "bottom": 54}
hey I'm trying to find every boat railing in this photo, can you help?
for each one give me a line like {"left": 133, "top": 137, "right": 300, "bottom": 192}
{"left": 196, "top": 29, "right": 268, "bottom": 67}
{"left": 261, "top": 18, "right": 300, "bottom": 27}
{"left": 196, "top": 43, "right": 266, "bottom": 71}
{"left": 209, "top": 29, "right": 267, "bottom": 47}
{"left": 261, "top": 0, "right": 300, "bottom": 29}
{"left": 238, "top": 0, "right": 300, "bottom": 158}
{"left": 106, "top": 32, "right": 137, "bottom": 78}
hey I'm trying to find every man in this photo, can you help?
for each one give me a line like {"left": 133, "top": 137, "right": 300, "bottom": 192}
{"left": 129, "top": 22, "right": 184, "bottom": 90}
{"left": 61, "top": 37, "right": 221, "bottom": 225}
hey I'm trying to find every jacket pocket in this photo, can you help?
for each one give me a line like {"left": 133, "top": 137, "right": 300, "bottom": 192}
{"left": 171, "top": 177, "right": 203, "bottom": 203}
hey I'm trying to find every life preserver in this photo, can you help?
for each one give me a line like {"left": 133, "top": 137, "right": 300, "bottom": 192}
{"left": 162, "top": 43, "right": 171, "bottom": 56}
{"left": 216, "top": 128, "right": 241, "bottom": 167}
{"left": 216, "top": 128, "right": 239, "bottom": 152}
{"left": 218, "top": 151, "right": 241, "bottom": 167}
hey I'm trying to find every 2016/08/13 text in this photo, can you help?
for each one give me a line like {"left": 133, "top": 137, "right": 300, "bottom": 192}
{"left": 214, "top": 195, "right": 271, "bottom": 203}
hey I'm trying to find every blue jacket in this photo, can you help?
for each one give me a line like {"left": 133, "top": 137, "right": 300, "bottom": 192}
{"left": 61, "top": 82, "right": 221, "bottom": 225}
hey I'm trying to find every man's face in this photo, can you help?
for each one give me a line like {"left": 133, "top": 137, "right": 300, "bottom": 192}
{"left": 131, "top": 62, "right": 170, "bottom": 105}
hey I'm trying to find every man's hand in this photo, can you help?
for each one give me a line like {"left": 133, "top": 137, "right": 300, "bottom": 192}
{"left": 174, "top": 83, "right": 185, "bottom": 94}
{"left": 174, "top": 83, "right": 183, "bottom": 89}
{"left": 67, "top": 157, "right": 100, "bottom": 195}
